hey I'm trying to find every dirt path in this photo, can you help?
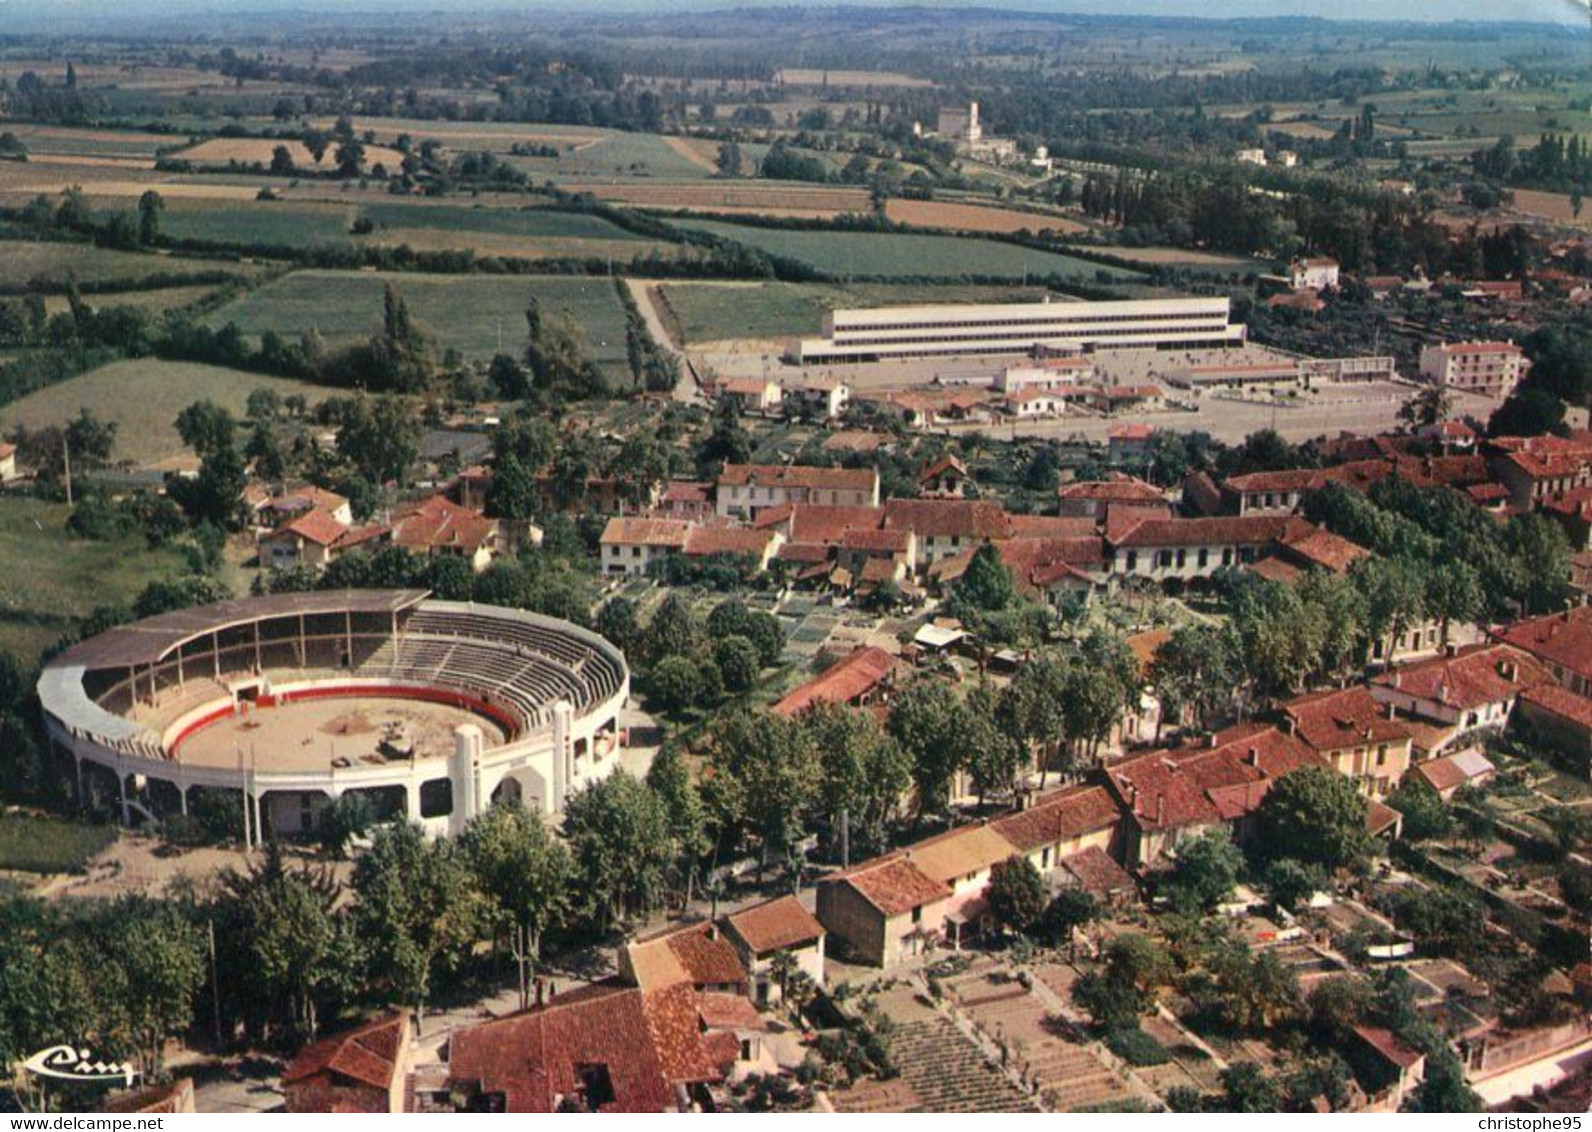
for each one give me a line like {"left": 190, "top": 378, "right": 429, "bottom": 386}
{"left": 662, "top": 135, "right": 719, "bottom": 174}
{"left": 624, "top": 278, "right": 702, "bottom": 404}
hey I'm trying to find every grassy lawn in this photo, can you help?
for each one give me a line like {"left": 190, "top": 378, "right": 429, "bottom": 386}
{"left": 0, "top": 358, "right": 329, "bottom": 467}
{"left": 0, "top": 497, "right": 190, "bottom": 665}
{"left": 0, "top": 241, "right": 263, "bottom": 289}
{"left": 0, "top": 812, "right": 117, "bottom": 874}
{"left": 157, "top": 198, "right": 357, "bottom": 247}
{"left": 670, "top": 220, "right": 1143, "bottom": 282}
{"left": 350, "top": 201, "right": 682, "bottom": 259}
{"left": 657, "top": 280, "right": 1053, "bottom": 343}
{"left": 207, "top": 269, "right": 633, "bottom": 376}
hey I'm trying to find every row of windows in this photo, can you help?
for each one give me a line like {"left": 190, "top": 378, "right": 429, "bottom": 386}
{"left": 831, "top": 327, "right": 1237, "bottom": 351}
{"left": 834, "top": 310, "right": 1227, "bottom": 334}
{"left": 1120, "top": 545, "right": 1255, "bottom": 570}
{"left": 834, "top": 318, "right": 1230, "bottom": 343}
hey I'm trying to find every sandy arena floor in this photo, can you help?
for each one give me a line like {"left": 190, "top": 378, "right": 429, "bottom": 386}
{"left": 175, "top": 696, "right": 507, "bottom": 773}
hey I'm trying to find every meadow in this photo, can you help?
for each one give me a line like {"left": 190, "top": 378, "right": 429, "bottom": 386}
{"left": 0, "top": 813, "right": 117, "bottom": 875}
{"left": 0, "top": 497, "right": 191, "bottom": 665}
{"left": 0, "top": 359, "right": 329, "bottom": 467}
{"left": 351, "top": 201, "right": 681, "bottom": 259}
{"left": 0, "top": 241, "right": 263, "bottom": 289}
{"left": 505, "top": 132, "right": 719, "bottom": 181}
{"left": 670, "top": 220, "right": 1143, "bottom": 283}
{"left": 205, "top": 270, "right": 633, "bottom": 376}
{"left": 656, "top": 280, "right": 1053, "bottom": 344}
{"left": 157, "top": 198, "right": 357, "bottom": 247}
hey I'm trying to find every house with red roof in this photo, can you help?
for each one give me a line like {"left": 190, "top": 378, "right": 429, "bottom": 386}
{"left": 446, "top": 981, "right": 725, "bottom": 1112}
{"left": 1055, "top": 474, "right": 1170, "bottom": 522}
{"left": 622, "top": 921, "right": 750, "bottom": 997}
{"left": 715, "top": 463, "right": 879, "bottom": 520}
{"left": 1248, "top": 526, "right": 1370, "bottom": 587}
{"left": 283, "top": 1012, "right": 411, "bottom": 1114}
{"left": 917, "top": 455, "right": 972, "bottom": 498}
{"left": 770, "top": 646, "right": 899, "bottom": 718}
{"left": 1370, "top": 643, "right": 1552, "bottom": 755}
{"left": 1540, "top": 487, "right": 1592, "bottom": 551}
{"left": 817, "top": 854, "right": 953, "bottom": 967}
{"left": 1107, "top": 422, "right": 1156, "bottom": 462}
{"left": 1488, "top": 431, "right": 1592, "bottom": 510}
{"left": 681, "top": 525, "right": 784, "bottom": 572}
{"left": 599, "top": 517, "right": 691, "bottom": 577}
{"left": 1493, "top": 606, "right": 1592, "bottom": 699}
{"left": 1279, "top": 686, "right": 1413, "bottom": 799}
{"left": 389, "top": 495, "right": 501, "bottom": 572}
{"left": 883, "top": 498, "right": 1010, "bottom": 568}
{"left": 720, "top": 895, "right": 826, "bottom": 1007}
{"left": 990, "top": 784, "right": 1122, "bottom": 873}
{"left": 258, "top": 509, "right": 390, "bottom": 572}
{"left": 1108, "top": 515, "right": 1310, "bottom": 582}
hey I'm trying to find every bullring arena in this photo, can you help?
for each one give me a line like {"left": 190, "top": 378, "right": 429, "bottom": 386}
{"left": 37, "top": 590, "right": 629, "bottom": 840}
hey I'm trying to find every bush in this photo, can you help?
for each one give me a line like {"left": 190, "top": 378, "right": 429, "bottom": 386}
{"left": 1105, "top": 1026, "right": 1169, "bottom": 1067}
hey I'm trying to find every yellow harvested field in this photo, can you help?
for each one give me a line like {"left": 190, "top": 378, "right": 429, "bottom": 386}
{"left": 885, "top": 198, "right": 1087, "bottom": 235}
{"left": 1509, "top": 189, "right": 1591, "bottom": 227}
{"left": 21, "top": 154, "right": 157, "bottom": 170}
{"left": 1091, "top": 246, "right": 1259, "bottom": 267}
{"left": 1264, "top": 120, "right": 1340, "bottom": 139}
{"left": 174, "top": 138, "right": 406, "bottom": 172}
{"left": 306, "top": 117, "right": 606, "bottom": 151}
{"left": 776, "top": 68, "right": 933, "bottom": 87}
{"left": 562, "top": 180, "right": 871, "bottom": 217}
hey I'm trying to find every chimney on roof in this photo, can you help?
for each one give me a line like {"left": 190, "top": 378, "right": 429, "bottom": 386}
{"left": 1208, "top": 733, "right": 1220, "bottom": 748}
{"left": 1282, "top": 717, "right": 1297, "bottom": 736}
{"left": 1386, "top": 701, "right": 1398, "bottom": 721}
{"left": 1247, "top": 746, "right": 1260, "bottom": 767}
{"left": 1499, "top": 658, "right": 1518, "bottom": 683}
{"left": 1156, "top": 795, "right": 1164, "bottom": 825}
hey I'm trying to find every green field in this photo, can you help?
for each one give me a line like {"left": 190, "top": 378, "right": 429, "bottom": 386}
{"left": 0, "top": 358, "right": 329, "bottom": 467}
{"left": 658, "top": 280, "right": 1052, "bottom": 344}
{"left": 506, "top": 132, "right": 713, "bottom": 181}
{"left": 207, "top": 270, "right": 632, "bottom": 375}
{"left": 158, "top": 199, "right": 357, "bottom": 247}
{"left": 671, "top": 220, "right": 1144, "bottom": 282}
{"left": 0, "top": 241, "right": 262, "bottom": 289}
{"left": 0, "top": 813, "right": 118, "bottom": 874}
{"left": 350, "top": 201, "right": 680, "bottom": 259}
{"left": 0, "top": 497, "right": 190, "bottom": 664}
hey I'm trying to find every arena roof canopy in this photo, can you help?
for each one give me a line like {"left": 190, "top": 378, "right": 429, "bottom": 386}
{"left": 50, "top": 590, "right": 430, "bottom": 672}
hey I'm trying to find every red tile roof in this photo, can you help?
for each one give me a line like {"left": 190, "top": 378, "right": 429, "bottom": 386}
{"left": 771, "top": 646, "right": 898, "bottom": 717}
{"left": 842, "top": 527, "right": 912, "bottom": 554}
{"left": 1225, "top": 468, "right": 1322, "bottom": 494}
{"left": 682, "top": 526, "right": 777, "bottom": 559}
{"left": 601, "top": 517, "right": 692, "bottom": 548}
{"left": 1059, "top": 846, "right": 1137, "bottom": 897}
{"left": 1057, "top": 475, "right": 1167, "bottom": 504}
{"left": 918, "top": 455, "right": 969, "bottom": 483}
{"left": 1277, "top": 527, "right": 1370, "bottom": 573}
{"left": 719, "top": 463, "right": 877, "bottom": 492}
{"left": 883, "top": 498, "right": 1009, "bottom": 540}
{"left": 267, "top": 508, "right": 348, "bottom": 547}
{"left": 1411, "top": 750, "right": 1496, "bottom": 794}
{"left": 696, "top": 993, "right": 765, "bottom": 1032}
{"left": 1005, "top": 514, "right": 1100, "bottom": 539}
{"left": 447, "top": 981, "right": 719, "bottom": 1113}
{"left": 390, "top": 496, "right": 496, "bottom": 554}
{"left": 761, "top": 504, "right": 885, "bottom": 543}
{"left": 1520, "top": 683, "right": 1592, "bottom": 731}
{"left": 990, "top": 785, "right": 1122, "bottom": 853}
{"left": 1374, "top": 644, "right": 1552, "bottom": 712}
{"left": 1493, "top": 607, "right": 1592, "bottom": 684}
{"left": 283, "top": 1013, "right": 406, "bottom": 1111}
{"left": 837, "top": 857, "right": 950, "bottom": 917}
{"left": 1281, "top": 686, "right": 1409, "bottom": 752}
{"left": 1108, "top": 515, "right": 1304, "bottom": 549}
{"left": 723, "top": 895, "right": 824, "bottom": 955}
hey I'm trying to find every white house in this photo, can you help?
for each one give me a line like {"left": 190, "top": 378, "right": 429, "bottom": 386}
{"left": 599, "top": 516, "right": 691, "bottom": 576}
{"left": 1289, "top": 257, "right": 1340, "bottom": 292}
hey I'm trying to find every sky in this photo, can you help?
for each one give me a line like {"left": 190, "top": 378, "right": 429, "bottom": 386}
{"left": 0, "top": 0, "right": 1586, "bottom": 28}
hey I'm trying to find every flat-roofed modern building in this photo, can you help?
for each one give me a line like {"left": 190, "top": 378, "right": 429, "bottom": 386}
{"left": 790, "top": 296, "right": 1244, "bottom": 363}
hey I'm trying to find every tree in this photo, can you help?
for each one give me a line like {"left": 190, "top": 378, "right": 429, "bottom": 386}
{"left": 646, "top": 746, "right": 710, "bottom": 905}
{"left": 1398, "top": 383, "right": 1454, "bottom": 431}
{"left": 708, "top": 711, "right": 820, "bottom": 872}
{"left": 595, "top": 597, "right": 641, "bottom": 657}
{"left": 1263, "top": 858, "right": 1327, "bottom": 913}
{"left": 113, "top": 899, "right": 207, "bottom": 1076}
{"left": 962, "top": 685, "right": 1024, "bottom": 808}
{"left": 270, "top": 145, "right": 295, "bottom": 175}
{"left": 170, "top": 400, "right": 245, "bottom": 527}
{"left": 1353, "top": 554, "right": 1428, "bottom": 671}
{"left": 986, "top": 857, "right": 1046, "bottom": 937}
{"left": 1386, "top": 777, "right": 1454, "bottom": 842}
{"left": 649, "top": 655, "right": 704, "bottom": 714}
{"left": 1150, "top": 624, "right": 1242, "bottom": 736}
{"left": 1216, "top": 1062, "right": 1282, "bottom": 1113}
{"left": 214, "top": 843, "right": 354, "bottom": 1042}
{"left": 1252, "top": 766, "right": 1373, "bottom": 871}
{"left": 459, "top": 802, "right": 574, "bottom": 1012}
{"left": 716, "top": 141, "right": 743, "bottom": 177}
{"left": 801, "top": 702, "right": 910, "bottom": 865}
{"left": 337, "top": 394, "right": 419, "bottom": 484}
{"left": 136, "top": 190, "right": 163, "bottom": 246}
{"left": 351, "top": 822, "right": 484, "bottom": 1030}
{"left": 562, "top": 771, "right": 673, "bottom": 929}
{"left": 714, "top": 635, "right": 761, "bottom": 694}
{"left": 646, "top": 593, "right": 696, "bottom": 664}
{"left": 887, "top": 681, "right": 964, "bottom": 818}
{"left": 950, "top": 543, "right": 1017, "bottom": 615}
{"left": 1165, "top": 829, "right": 1244, "bottom": 913}
{"left": 1039, "top": 888, "right": 1099, "bottom": 958}
{"left": 1489, "top": 387, "right": 1565, "bottom": 438}
{"left": 1409, "top": 1051, "right": 1481, "bottom": 1112}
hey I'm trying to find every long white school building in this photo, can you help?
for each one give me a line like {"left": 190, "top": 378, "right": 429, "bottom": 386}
{"left": 790, "top": 296, "right": 1244, "bottom": 363}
